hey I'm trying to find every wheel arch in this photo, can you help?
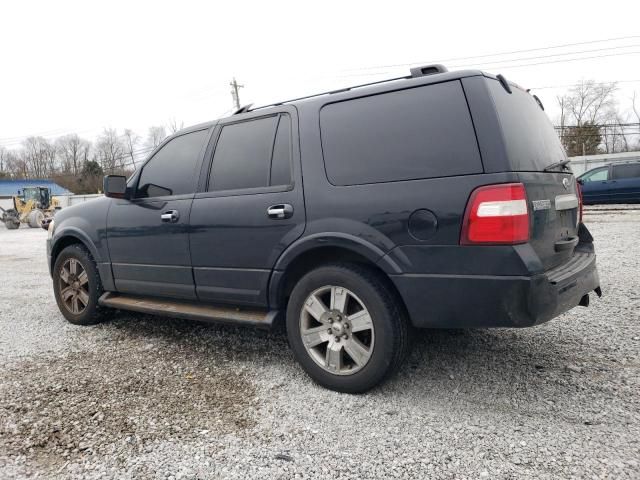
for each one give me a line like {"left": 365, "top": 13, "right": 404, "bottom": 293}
{"left": 50, "top": 229, "right": 101, "bottom": 273}
{"left": 268, "top": 234, "right": 407, "bottom": 316}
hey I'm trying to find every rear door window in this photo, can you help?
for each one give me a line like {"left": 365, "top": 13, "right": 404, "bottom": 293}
{"left": 320, "top": 81, "right": 482, "bottom": 186}
{"left": 612, "top": 163, "right": 640, "bottom": 180}
{"left": 136, "top": 129, "right": 209, "bottom": 198}
{"left": 208, "top": 114, "right": 292, "bottom": 191}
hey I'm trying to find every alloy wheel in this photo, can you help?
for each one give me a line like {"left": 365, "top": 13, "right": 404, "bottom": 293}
{"left": 299, "top": 285, "right": 375, "bottom": 375}
{"left": 58, "top": 258, "right": 90, "bottom": 315}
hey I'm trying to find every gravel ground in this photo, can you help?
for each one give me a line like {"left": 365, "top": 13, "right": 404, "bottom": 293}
{"left": 1, "top": 209, "right": 639, "bottom": 479}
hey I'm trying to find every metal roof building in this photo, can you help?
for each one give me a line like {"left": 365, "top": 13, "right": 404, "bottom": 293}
{"left": 0, "top": 179, "right": 72, "bottom": 197}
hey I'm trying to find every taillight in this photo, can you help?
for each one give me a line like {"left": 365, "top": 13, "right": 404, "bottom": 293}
{"left": 460, "top": 183, "right": 530, "bottom": 245}
{"left": 576, "top": 181, "right": 584, "bottom": 224}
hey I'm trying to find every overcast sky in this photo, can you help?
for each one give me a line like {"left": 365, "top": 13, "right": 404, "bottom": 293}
{"left": 1, "top": 0, "right": 639, "bottom": 149}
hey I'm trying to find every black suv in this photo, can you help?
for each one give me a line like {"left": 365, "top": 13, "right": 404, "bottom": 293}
{"left": 47, "top": 66, "right": 601, "bottom": 392}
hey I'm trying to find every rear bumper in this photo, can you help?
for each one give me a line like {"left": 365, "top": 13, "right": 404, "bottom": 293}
{"left": 391, "top": 249, "right": 600, "bottom": 328}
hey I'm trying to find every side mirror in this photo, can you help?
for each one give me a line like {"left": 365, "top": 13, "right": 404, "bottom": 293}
{"left": 577, "top": 178, "right": 584, "bottom": 186}
{"left": 103, "top": 175, "right": 128, "bottom": 199}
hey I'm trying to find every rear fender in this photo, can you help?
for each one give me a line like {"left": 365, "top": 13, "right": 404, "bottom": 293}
{"left": 268, "top": 232, "right": 402, "bottom": 307}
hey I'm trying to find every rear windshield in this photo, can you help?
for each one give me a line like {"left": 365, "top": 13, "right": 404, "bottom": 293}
{"left": 487, "top": 78, "right": 566, "bottom": 171}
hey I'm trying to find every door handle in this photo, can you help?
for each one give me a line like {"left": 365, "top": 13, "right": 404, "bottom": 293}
{"left": 161, "top": 210, "right": 179, "bottom": 222}
{"left": 267, "top": 204, "right": 294, "bottom": 219}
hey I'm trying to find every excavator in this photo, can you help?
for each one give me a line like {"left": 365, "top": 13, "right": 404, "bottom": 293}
{"left": 0, "top": 186, "right": 60, "bottom": 230}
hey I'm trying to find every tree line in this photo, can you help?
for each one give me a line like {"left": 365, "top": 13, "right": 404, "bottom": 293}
{"left": 0, "top": 122, "right": 180, "bottom": 194}
{"left": 556, "top": 80, "right": 640, "bottom": 156}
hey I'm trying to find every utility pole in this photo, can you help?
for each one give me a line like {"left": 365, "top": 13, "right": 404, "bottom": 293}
{"left": 230, "top": 77, "right": 244, "bottom": 110}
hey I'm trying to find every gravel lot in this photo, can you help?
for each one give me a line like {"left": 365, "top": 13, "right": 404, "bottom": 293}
{"left": 1, "top": 208, "right": 639, "bottom": 479}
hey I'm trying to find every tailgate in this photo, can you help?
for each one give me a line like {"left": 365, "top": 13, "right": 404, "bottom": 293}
{"left": 519, "top": 171, "right": 580, "bottom": 270}
{"left": 484, "top": 77, "right": 581, "bottom": 270}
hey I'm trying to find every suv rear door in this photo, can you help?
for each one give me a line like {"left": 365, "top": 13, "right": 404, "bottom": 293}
{"left": 189, "top": 107, "right": 305, "bottom": 306}
{"left": 609, "top": 163, "right": 640, "bottom": 203}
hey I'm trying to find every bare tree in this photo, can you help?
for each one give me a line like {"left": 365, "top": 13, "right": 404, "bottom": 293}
{"left": 167, "top": 118, "right": 184, "bottom": 134}
{"left": 556, "top": 80, "right": 620, "bottom": 155}
{"left": 561, "top": 80, "right": 618, "bottom": 126}
{"left": 21, "top": 137, "right": 56, "bottom": 178}
{"left": 632, "top": 92, "right": 640, "bottom": 149}
{"left": 0, "top": 146, "right": 8, "bottom": 176}
{"left": 146, "top": 126, "right": 167, "bottom": 150}
{"left": 94, "top": 128, "right": 125, "bottom": 173}
{"left": 56, "top": 134, "right": 91, "bottom": 175}
{"left": 122, "top": 129, "right": 141, "bottom": 169}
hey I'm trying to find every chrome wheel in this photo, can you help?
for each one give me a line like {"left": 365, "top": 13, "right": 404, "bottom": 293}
{"left": 300, "top": 285, "right": 375, "bottom": 375}
{"left": 58, "top": 258, "right": 90, "bottom": 315}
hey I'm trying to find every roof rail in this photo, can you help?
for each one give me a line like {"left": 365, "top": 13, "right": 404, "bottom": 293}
{"left": 409, "top": 64, "right": 448, "bottom": 77}
{"left": 248, "top": 64, "right": 449, "bottom": 113}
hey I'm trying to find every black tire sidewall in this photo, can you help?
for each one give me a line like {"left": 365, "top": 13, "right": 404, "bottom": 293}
{"left": 286, "top": 265, "right": 401, "bottom": 393}
{"left": 53, "top": 245, "right": 103, "bottom": 325}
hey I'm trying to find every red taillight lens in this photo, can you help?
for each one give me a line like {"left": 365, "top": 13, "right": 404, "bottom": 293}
{"left": 576, "top": 181, "right": 584, "bottom": 224}
{"left": 460, "top": 183, "right": 530, "bottom": 245}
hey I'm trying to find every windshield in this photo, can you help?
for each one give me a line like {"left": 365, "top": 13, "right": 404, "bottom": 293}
{"left": 22, "top": 188, "right": 40, "bottom": 202}
{"left": 487, "top": 78, "right": 567, "bottom": 172}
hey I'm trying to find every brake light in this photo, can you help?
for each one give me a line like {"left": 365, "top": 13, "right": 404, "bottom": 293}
{"left": 460, "top": 183, "right": 530, "bottom": 245}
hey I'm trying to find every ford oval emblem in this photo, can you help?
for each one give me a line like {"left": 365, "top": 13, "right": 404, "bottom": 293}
{"left": 562, "top": 178, "right": 570, "bottom": 190}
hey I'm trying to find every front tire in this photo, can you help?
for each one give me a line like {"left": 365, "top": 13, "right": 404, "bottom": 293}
{"left": 53, "top": 244, "right": 107, "bottom": 325}
{"left": 286, "top": 263, "right": 409, "bottom": 393}
{"left": 27, "top": 210, "right": 44, "bottom": 228}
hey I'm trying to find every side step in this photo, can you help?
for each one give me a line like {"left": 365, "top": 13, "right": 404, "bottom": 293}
{"left": 98, "top": 292, "right": 277, "bottom": 329}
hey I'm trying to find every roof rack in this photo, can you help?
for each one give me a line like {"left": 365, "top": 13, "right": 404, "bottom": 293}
{"left": 248, "top": 64, "right": 449, "bottom": 113}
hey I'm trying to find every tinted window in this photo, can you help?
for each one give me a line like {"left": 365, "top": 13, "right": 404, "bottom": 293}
{"left": 270, "top": 114, "right": 292, "bottom": 186}
{"left": 487, "top": 79, "right": 566, "bottom": 171}
{"left": 209, "top": 116, "right": 279, "bottom": 191}
{"left": 581, "top": 167, "right": 608, "bottom": 182}
{"left": 136, "top": 130, "right": 208, "bottom": 198}
{"left": 612, "top": 163, "right": 640, "bottom": 180}
{"left": 320, "top": 81, "right": 482, "bottom": 185}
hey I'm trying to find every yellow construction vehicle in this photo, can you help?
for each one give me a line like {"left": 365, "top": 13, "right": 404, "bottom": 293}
{"left": 0, "top": 186, "right": 60, "bottom": 230}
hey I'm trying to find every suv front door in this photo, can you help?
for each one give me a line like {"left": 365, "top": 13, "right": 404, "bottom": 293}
{"left": 189, "top": 107, "right": 305, "bottom": 306}
{"left": 579, "top": 166, "right": 612, "bottom": 204}
{"left": 106, "top": 128, "right": 211, "bottom": 299}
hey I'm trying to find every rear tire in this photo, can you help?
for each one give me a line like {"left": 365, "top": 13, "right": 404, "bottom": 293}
{"left": 53, "top": 244, "right": 108, "bottom": 325}
{"left": 286, "top": 263, "right": 409, "bottom": 393}
{"left": 5, "top": 219, "right": 20, "bottom": 229}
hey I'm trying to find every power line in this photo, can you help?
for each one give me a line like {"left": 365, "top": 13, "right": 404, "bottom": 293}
{"left": 450, "top": 43, "right": 640, "bottom": 67}
{"left": 341, "top": 35, "right": 640, "bottom": 72}
{"left": 465, "top": 50, "right": 640, "bottom": 71}
{"left": 335, "top": 49, "right": 640, "bottom": 80}
{"left": 531, "top": 79, "right": 640, "bottom": 90}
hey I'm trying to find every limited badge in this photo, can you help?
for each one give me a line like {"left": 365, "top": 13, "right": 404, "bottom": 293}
{"left": 532, "top": 199, "right": 551, "bottom": 211}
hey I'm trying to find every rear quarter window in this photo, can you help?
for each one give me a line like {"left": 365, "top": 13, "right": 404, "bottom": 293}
{"left": 320, "top": 81, "right": 483, "bottom": 186}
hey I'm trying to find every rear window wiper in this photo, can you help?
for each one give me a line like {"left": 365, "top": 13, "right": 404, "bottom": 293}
{"left": 544, "top": 159, "right": 571, "bottom": 172}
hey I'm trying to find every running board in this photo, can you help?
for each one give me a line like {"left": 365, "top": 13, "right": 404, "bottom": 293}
{"left": 98, "top": 292, "right": 277, "bottom": 329}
